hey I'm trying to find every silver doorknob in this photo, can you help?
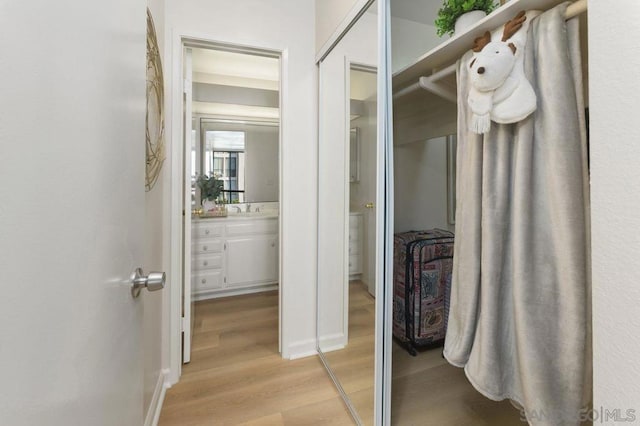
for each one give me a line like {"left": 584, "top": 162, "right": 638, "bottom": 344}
{"left": 131, "top": 267, "right": 166, "bottom": 298}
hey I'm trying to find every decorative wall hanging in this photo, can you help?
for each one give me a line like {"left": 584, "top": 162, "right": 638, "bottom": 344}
{"left": 145, "top": 8, "right": 165, "bottom": 192}
{"left": 467, "top": 10, "right": 539, "bottom": 134}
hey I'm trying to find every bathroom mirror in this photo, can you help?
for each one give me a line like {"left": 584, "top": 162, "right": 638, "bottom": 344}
{"left": 197, "top": 118, "right": 279, "bottom": 203}
{"left": 317, "top": 2, "right": 378, "bottom": 424}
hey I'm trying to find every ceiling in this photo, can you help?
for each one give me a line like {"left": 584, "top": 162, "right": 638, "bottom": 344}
{"left": 351, "top": 69, "right": 377, "bottom": 101}
{"left": 190, "top": 47, "right": 280, "bottom": 117}
{"left": 191, "top": 49, "right": 279, "bottom": 86}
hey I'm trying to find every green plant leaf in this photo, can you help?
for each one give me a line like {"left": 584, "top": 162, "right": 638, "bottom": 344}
{"left": 435, "top": 0, "right": 496, "bottom": 37}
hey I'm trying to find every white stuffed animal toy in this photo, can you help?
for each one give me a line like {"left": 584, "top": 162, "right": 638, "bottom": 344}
{"left": 467, "top": 11, "right": 538, "bottom": 134}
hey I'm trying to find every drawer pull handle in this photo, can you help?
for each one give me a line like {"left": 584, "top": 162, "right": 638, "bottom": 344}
{"left": 203, "top": 261, "right": 208, "bottom": 266}
{"left": 205, "top": 229, "right": 210, "bottom": 235}
{"left": 271, "top": 243, "right": 275, "bottom": 247}
{"left": 203, "top": 245, "right": 208, "bottom": 251}
{"left": 201, "top": 279, "right": 206, "bottom": 284}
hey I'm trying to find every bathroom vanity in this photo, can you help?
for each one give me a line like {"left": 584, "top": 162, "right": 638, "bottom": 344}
{"left": 191, "top": 213, "right": 279, "bottom": 300}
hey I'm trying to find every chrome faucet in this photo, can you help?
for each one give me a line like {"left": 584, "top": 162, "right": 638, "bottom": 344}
{"left": 246, "top": 203, "right": 251, "bottom": 213}
{"left": 233, "top": 206, "right": 242, "bottom": 213}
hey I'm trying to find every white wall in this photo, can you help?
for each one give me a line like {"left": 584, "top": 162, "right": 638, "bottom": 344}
{"left": 165, "top": 0, "right": 317, "bottom": 360}
{"left": 315, "top": 0, "right": 362, "bottom": 54}
{"left": 144, "top": 0, "right": 168, "bottom": 421}
{"left": 318, "top": 11, "right": 377, "bottom": 351}
{"left": 589, "top": 0, "right": 640, "bottom": 414}
{"left": 390, "top": 16, "right": 440, "bottom": 74}
{"left": 245, "top": 127, "right": 279, "bottom": 202}
{"left": 390, "top": 16, "right": 455, "bottom": 236}
{"left": 394, "top": 137, "right": 453, "bottom": 234}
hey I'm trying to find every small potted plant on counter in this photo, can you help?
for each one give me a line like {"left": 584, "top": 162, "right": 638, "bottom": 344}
{"left": 196, "top": 173, "right": 226, "bottom": 216}
{"left": 435, "top": 0, "right": 497, "bottom": 37}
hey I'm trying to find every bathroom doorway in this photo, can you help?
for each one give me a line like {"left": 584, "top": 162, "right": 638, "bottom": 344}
{"left": 176, "top": 42, "right": 282, "bottom": 369}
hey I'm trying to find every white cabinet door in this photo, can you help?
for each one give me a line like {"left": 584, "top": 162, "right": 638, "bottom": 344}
{"left": 226, "top": 235, "right": 278, "bottom": 287}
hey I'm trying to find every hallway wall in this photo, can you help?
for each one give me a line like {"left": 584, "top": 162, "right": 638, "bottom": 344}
{"left": 590, "top": 0, "right": 640, "bottom": 414}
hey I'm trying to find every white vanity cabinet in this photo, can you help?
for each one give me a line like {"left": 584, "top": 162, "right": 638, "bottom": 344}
{"left": 349, "top": 213, "right": 363, "bottom": 277}
{"left": 192, "top": 216, "right": 278, "bottom": 300}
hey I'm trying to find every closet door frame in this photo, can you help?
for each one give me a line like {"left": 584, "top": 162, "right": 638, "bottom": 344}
{"left": 376, "top": 0, "right": 393, "bottom": 424}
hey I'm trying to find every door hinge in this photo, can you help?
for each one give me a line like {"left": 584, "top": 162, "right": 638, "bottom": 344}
{"left": 224, "top": 243, "right": 227, "bottom": 250}
{"left": 183, "top": 78, "right": 191, "bottom": 94}
{"left": 181, "top": 317, "right": 187, "bottom": 332}
{"left": 224, "top": 277, "right": 227, "bottom": 284}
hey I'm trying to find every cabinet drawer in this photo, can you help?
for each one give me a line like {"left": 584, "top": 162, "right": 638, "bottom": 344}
{"left": 349, "top": 230, "right": 362, "bottom": 243}
{"left": 348, "top": 241, "right": 361, "bottom": 255}
{"left": 192, "top": 270, "right": 224, "bottom": 291}
{"left": 193, "top": 223, "right": 224, "bottom": 239}
{"left": 349, "top": 254, "right": 362, "bottom": 274}
{"left": 349, "top": 215, "right": 362, "bottom": 228}
{"left": 192, "top": 253, "right": 223, "bottom": 271}
{"left": 226, "top": 219, "right": 277, "bottom": 236}
{"left": 192, "top": 239, "right": 223, "bottom": 254}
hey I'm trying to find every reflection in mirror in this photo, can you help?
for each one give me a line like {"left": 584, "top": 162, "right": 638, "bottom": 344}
{"left": 389, "top": 0, "right": 523, "bottom": 424}
{"left": 317, "top": 3, "right": 377, "bottom": 425}
{"left": 188, "top": 46, "right": 280, "bottom": 210}
{"left": 350, "top": 128, "right": 360, "bottom": 183}
{"left": 200, "top": 120, "right": 279, "bottom": 203}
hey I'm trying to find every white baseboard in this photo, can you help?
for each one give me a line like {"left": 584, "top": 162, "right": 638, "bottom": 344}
{"left": 193, "top": 284, "right": 278, "bottom": 301}
{"left": 287, "top": 338, "right": 318, "bottom": 360}
{"left": 318, "top": 333, "right": 347, "bottom": 353}
{"left": 144, "top": 368, "right": 170, "bottom": 426}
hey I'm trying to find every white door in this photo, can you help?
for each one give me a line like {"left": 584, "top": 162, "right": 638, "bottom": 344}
{"left": 182, "top": 47, "right": 194, "bottom": 364}
{"left": 0, "top": 2, "right": 150, "bottom": 425}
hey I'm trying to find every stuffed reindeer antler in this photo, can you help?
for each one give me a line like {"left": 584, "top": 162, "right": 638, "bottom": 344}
{"left": 502, "top": 10, "right": 526, "bottom": 41}
{"left": 472, "top": 32, "right": 492, "bottom": 52}
{"left": 471, "top": 10, "right": 526, "bottom": 53}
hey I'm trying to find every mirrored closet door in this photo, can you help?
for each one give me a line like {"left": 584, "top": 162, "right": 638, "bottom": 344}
{"left": 386, "top": 0, "right": 591, "bottom": 424}
{"left": 317, "top": 1, "right": 380, "bottom": 425}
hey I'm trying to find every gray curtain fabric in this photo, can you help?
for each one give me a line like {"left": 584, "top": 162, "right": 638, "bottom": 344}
{"left": 443, "top": 4, "right": 591, "bottom": 425}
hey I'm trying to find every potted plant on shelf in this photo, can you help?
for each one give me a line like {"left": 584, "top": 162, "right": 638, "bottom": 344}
{"left": 196, "top": 173, "right": 224, "bottom": 212}
{"left": 435, "top": 0, "right": 497, "bottom": 37}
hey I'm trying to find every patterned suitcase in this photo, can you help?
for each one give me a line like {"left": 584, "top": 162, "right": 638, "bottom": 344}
{"left": 393, "top": 229, "right": 455, "bottom": 355}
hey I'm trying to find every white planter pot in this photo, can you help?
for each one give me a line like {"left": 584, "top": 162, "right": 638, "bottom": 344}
{"left": 454, "top": 10, "right": 487, "bottom": 35}
{"left": 202, "top": 199, "right": 216, "bottom": 211}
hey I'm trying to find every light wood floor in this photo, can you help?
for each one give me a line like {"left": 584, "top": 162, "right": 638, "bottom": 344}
{"left": 322, "top": 281, "right": 376, "bottom": 425}
{"left": 323, "top": 281, "right": 524, "bottom": 426}
{"left": 158, "top": 291, "right": 355, "bottom": 426}
{"left": 159, "top": 285, "right": 526, "bottom": 426}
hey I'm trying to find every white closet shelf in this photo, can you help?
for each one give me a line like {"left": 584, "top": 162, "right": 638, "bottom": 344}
{"left": 393, "top": 0, "right": 586, "bottom": 90}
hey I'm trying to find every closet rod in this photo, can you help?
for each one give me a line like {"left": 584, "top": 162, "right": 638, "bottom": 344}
{"left": 393, "top": 63, "right": 457, "bottom": 100}
{"left": 394, "top": 0, "right": 587, "bottom": 101}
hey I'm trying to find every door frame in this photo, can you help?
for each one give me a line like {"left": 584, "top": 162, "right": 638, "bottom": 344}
{"left": 167, "top": 31, "right": 285, "bottom": 385}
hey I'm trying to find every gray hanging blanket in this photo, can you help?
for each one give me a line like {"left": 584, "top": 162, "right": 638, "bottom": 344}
{"left": 443, "top": 4, "right": 591, "bottom": 425}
